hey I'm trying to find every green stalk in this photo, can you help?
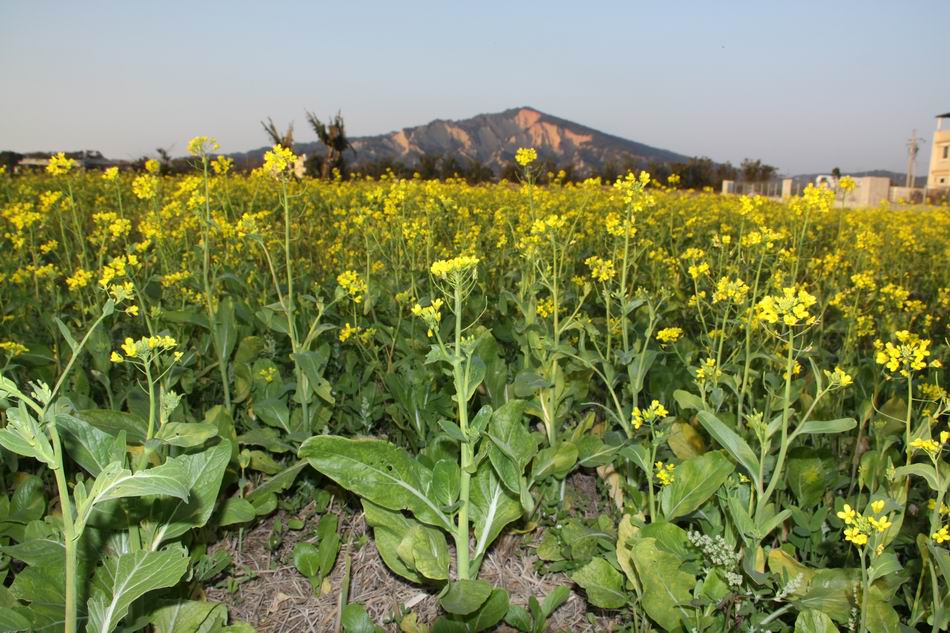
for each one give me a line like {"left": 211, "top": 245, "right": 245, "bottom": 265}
{"left": 50, "top": 421, "right": 78, "bottom": 633}
{"left": 760, "top": 330, "right": 795, "bottom": 515}
{"left": 199, "top": 156, "right": 231, "bottom": 413}
{"left": 452, "top": 283, "right": 471, "bottom": 580}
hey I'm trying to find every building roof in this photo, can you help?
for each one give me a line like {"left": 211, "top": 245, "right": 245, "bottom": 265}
{"left": 938, "top": 112, "right": 950, "bottom": 118}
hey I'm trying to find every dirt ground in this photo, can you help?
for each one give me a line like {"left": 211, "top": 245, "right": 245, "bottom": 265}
{"left": 206, "top": 474, "right": 625, "bottom": 633}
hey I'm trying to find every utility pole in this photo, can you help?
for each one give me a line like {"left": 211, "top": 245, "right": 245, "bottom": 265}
{"left": 905, "top": 130, "right": 924, "bottom": 188}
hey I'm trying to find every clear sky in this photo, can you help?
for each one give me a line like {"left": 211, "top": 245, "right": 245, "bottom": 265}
{"left": 2, "top": 0, "right": 948, "bottom": 175}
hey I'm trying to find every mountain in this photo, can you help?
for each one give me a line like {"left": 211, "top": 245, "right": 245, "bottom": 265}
{"left": 234, "top": 107, "right": 690, "bottom": 173}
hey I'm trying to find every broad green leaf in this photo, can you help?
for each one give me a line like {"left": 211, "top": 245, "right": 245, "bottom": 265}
{"left": 144, "top": 440, "right": 232, "bottom": 547}
{"left": 292, "top": 349, "right": 336, "bottom": 405}
{"left": 246, "top": 460, "right": 307, "bottom": 504}
{"left": 155, "top": 422, "right": 218, "bottom": 448}
{"left": 795, "top": 568, "right": 859, "bottom": 623}
{"left": 792, "top": 418, "right": 856, "bottom": 438}
{"left": 253, "top": 399, "right": 292, "bottom": 434}
{"left": 865, "top": 598, "right": 900, "bottom": 633}
{"left": 530, "top": 441, "right": 578, "bottom": 480}
{"left": 672, "top": 389, "right": 706, "bottom": 412}
{"left": 396, "top": 524, "right": 449, "bottom": 581}
{"left": 0, "top": 608, "right": 31, "bottom": 633}
{"left": 470, "top": 463, "right": 522, "bottom": 566}
{"left": 696, "top": 411, "right": 759, "bottom": 486}
{"left": 431, "top": 459, "right": 461, "bottom": 507}
{"left": 465, "top": 588, "right": 509, "bottom": 632}
{"left": 892, "top": 463, "right": 939, "bottom": 491}
{"left": 1, "top": 537, "right": 65, "bottom": 567}
{"left": 293, "top": 542, "right": 321, "bottom": 578}
{"left": 9, "top": 564, "right": 68, "bottom": 632}
{"left": 86, "top": 546, "right": 190, "bottom": 633}
{"left": 0, "top": 402, "right": 55, "bottom": 465}
{"left": 341, "top": 603, "right": 384, "bottom": 633}
{"left": 787, "top": 448, "right": 835, "bottom": 507}
{"left": 299, "top": 436, "right": 452, "bottom": 531}
{"left": 540, "top": 585, "right": 570, "bottom": 618}
{"left": 57, "top": 412, "right": 126, "bottom": 475}
{"left": 666, "top": 421, "right": 705, "bottom": 459}
{"left": 149, "top": 600, "right": 228, "bottom": 633}
{"left": 441, "top": 579, "right": 492, "bottom": 615}
{"left": 575, "top": 436, "right": 621, "bottom": 468}
{"left": 570, "top": 557, "right": 626, "bottom": 609}
{"left": 660, "top": 450, "right": 734, "bottom": 519}
{"left": 794, "top": 609, "right": 838, "bottom": 633}
{"left": 79, "top": 409, "right": 147, "bottom": 444}
{"left": 217, "top": 496, "right": 256, "bottom": 526}
{"left": 631, "top": 538, "right": 694, "bottom": 630}
{"left": 362, "top": 501, "right": 427, "bottom": 583}
{"left": 77, "top": 459, "right": 191, "bottom": 532}
{"left": 462, "top": 355, "right": 486, "bottom": 404}
{"left": 487, "top": 400, "right": 537, "bottom": 492}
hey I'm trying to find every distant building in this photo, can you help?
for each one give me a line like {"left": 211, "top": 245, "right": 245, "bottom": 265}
{"left": 15, "top": 150, "right": 122, "bottom": 173}
{"left": 927, "top": 112, "right": 950, "bottom": 190}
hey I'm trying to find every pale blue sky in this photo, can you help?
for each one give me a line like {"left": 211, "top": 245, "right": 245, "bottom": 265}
{"left": 2, "top": 1, "right": 948, "bottom": 174}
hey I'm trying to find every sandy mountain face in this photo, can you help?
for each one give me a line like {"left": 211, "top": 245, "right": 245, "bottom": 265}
{"left": 239, "top": 107, "right": 688, "bottom": 173}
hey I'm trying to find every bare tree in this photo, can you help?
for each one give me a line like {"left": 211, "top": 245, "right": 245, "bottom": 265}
{"left": 306, "top": 110, "right": 353, "bottom": 179}
{"left": 260, "top": 117, "right": 295, "bottom": 149}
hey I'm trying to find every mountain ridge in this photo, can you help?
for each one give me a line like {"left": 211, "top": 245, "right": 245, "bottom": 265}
{"left": 233, "top": 106, "right": 691, "bottom": 173}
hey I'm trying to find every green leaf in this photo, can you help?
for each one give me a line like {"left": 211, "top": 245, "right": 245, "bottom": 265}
{"left": 79, "top": 409, "right": 147, "bottom": 443}
{"left": 892, "top": 463, "right": 939, "bottom": 491}
{"left": 575, "top": 436, "right": 621, "bottom": 468}
{"left": 54, "top": 317, "right": 80, "bottom": 353}
{"left": 441, "top": 579, "right": 492, "bottom": 615}
{"left": 217, "top": 496, "right": 257, "bottom": 526}
{"left": 143, "top": 441, "right": 232, "bottom": 547}
{"left": 530, "top": 441, "right": 578, "bottom": 480}
{"left": 431, "top": 459, "right": 461, "bottom": 507}
{"left": 362, "top": 501, "right": 429, "bottom": 584}
{"left": 0, "top": 608, "right": 31, "bottom": 633}
{"left": 76, "top": 459, "right": 191, "bottom": 532}
{"left": 666, "top": 421, "right": 705, "bottom": 459}
{"left": 155, "top": 422, "right": 219, "bottom": 448}
{"left": 246, "top": 459, "right": 306, "bottom": 504}
{"left": 672, "top": 389, "right": 706, "bottom": 412}
{"left": 630, "top": 538, "right": 694, "bottom": 631}
{"left": 396, "top": 523, "right": 449, "bottom": 581}
{"left": 462, "top": 355, "right": 486, "bottom": 404}
{"left": 787, "top": 448, "right": 835, "bottom": 507}
{"left": 293, "top": 542, "right": 320, "bottom": 578}
{"left": 0, "top": 403, "right": 55, "bottom": 466}
{"left": 57, "top": 412, "right": 126, "bottom": 476}
{"left": 792, "top": 418, "right": 856, "bottom": 438}
{"left": 341, "top": 603, "right": 384, "bottom": 633}
{"left": 794, "top": 609, "right": 839, "bottom": 633}
{"left": 487, "top": 400, "right": 537, "bottom": 492}
{"left": 570, "top": 557, "right": 626, "bottom": 609}
{"left": 1, "top": 537, "right": 65, "bottom": 567}
{"left": 696, "top": 411, "right": 760, "bottom": 487}
{"left": 299, "top": 436, "right": 452, "bottom": 531}
{"left": 254, "top": 399, "right": 292, "bottom": 434}
{"left": 466, "top": 588, "right": 509, "bottom": 632}
{"left": 470, "top": 463, "right": 522, "bottom": 566}
{"left": 149, "top": 600, "right": 228, "bottom": 633}
{"left": 9, "top": 565, "right": 67, "bottom": 631}
{"left": 540, "top": 585, "right": 570, "bottom": 618}
{"left": 865, "top": 598, "right": 900, "bottom": 633}
{"left": 292, "top": 349, "right": 336, "bottom": 405}
{"left": 86, "top": 546, "right": 190, "bottom": 633}
{"left": 660, "top": 450, "right": 734, "bottom": 519}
